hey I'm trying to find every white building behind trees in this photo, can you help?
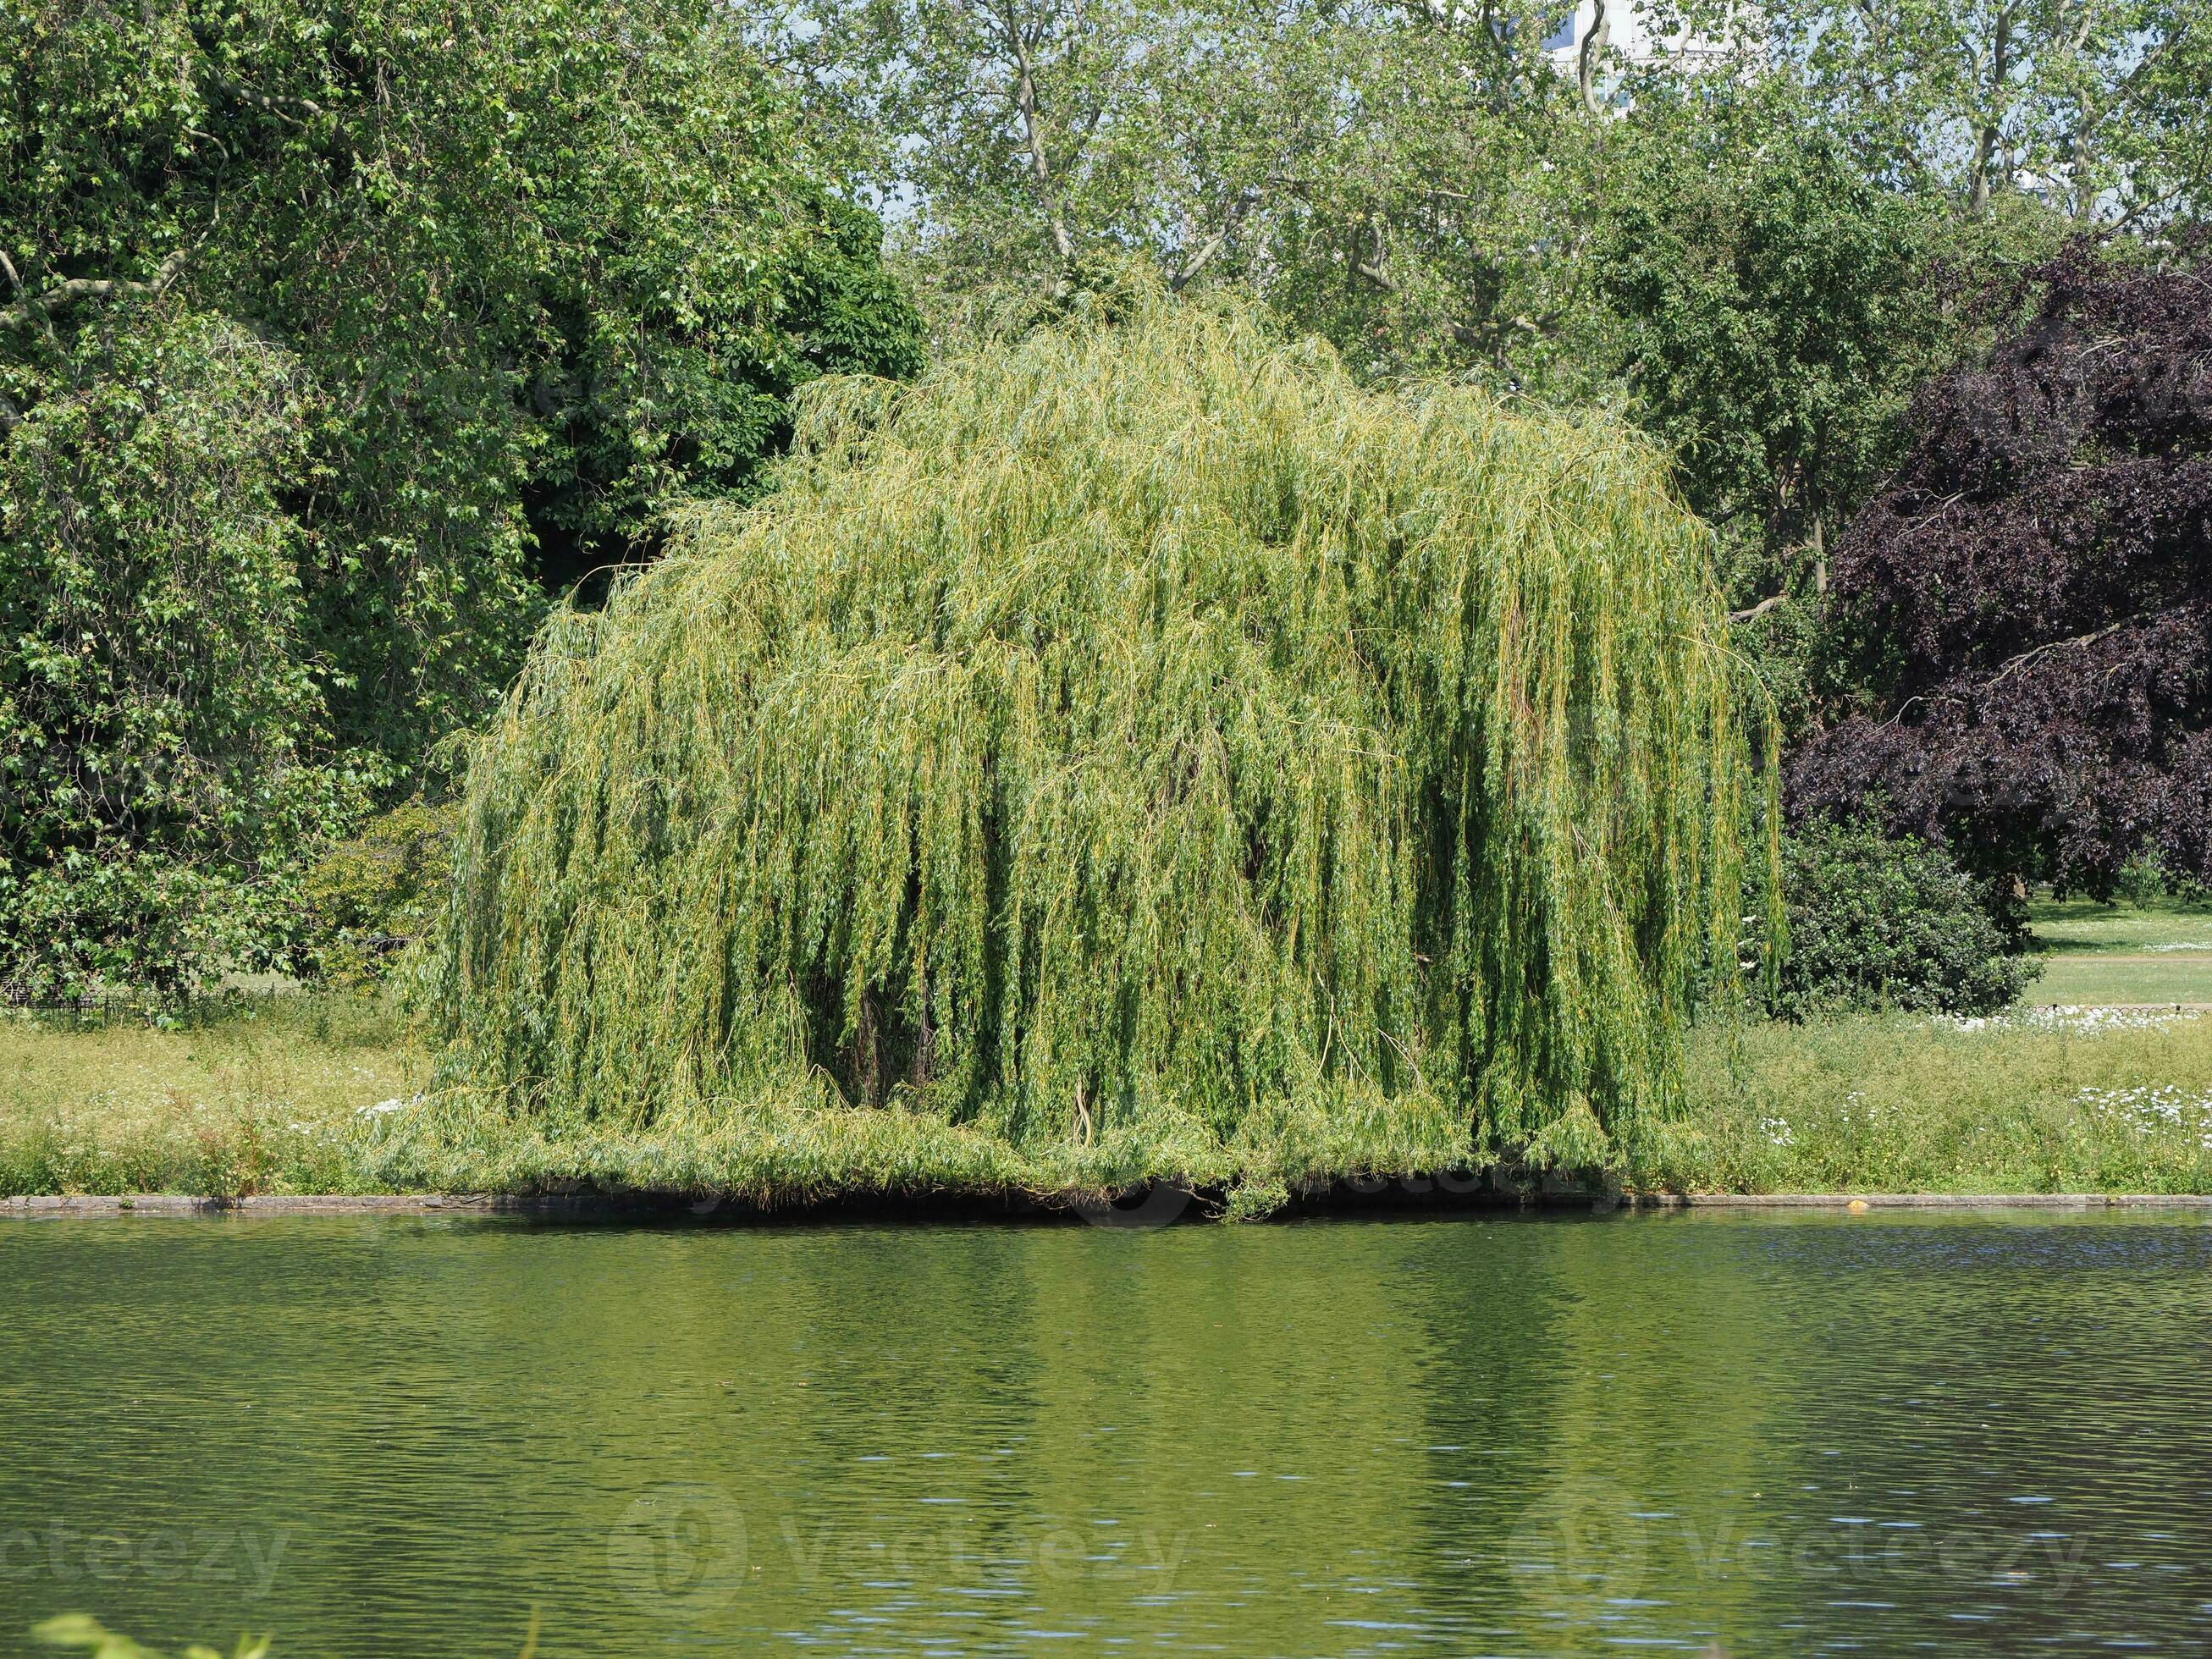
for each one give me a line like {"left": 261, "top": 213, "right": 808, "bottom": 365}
{"left": 1542, "top": 0, "right": 1754, "bottom": 108}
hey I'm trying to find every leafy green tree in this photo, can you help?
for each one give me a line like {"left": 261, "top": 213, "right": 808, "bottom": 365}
{"left": 1735, "top": 0, "right": 2212, "bottom": 223}
{"left": 775, "top": 0, "right": 1583, "bottom": 368}
{"left": 0, "top": 311, "right": 364, "bottom": 994}
{"left": 1594, "top": 96, "right": 1935, "bottom": 564}
{"left": 781, "top": 0, "right": 2062, "bottom": 650}
{"left": 4, "top": 0, "right": 920, "bottom": 760}
{"left": 1585, "top": 81, "right": 2071, "bottom": 610}
{"left": 0, "top": 0, "right": 920, "bottom": 989}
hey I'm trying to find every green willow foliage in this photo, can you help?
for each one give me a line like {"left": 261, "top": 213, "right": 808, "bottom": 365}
{"left": 422, "top": 295, "right": 1774, "bottom": 1193}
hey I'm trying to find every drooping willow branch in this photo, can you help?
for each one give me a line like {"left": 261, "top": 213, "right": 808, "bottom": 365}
{"left": 427, "top": 289, "right": 1773, "bottom": 1175}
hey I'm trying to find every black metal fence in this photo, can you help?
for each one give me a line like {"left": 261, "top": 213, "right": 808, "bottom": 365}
{"left": 2, "top": 984, "right": 303, "bottom": 1029}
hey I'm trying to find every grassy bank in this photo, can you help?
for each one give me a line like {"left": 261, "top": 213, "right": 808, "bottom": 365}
{"left": 1674, "top": 1007, "right": 2212, "bottom": 1193}
{"left": 0, "top": 996, "right": 422, "bottom": 1198}
{"left": 2027, "top": 893, "right": 2212, "bottom": 1006}
{"left": 6, "top": 995, "right": 2212, "bottom": 1204}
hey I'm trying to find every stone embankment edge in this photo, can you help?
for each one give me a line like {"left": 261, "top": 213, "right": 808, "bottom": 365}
{"left": 1647, "top": 1192, "right": 2212, "bottom": 1208}
{"left": 6, "top": 1190, "right": 2212, "bottom": 1219}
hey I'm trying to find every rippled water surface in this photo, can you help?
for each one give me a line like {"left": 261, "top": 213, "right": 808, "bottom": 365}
{"left": 4, "top": 1210, "right": 2212, "bottom": 1654}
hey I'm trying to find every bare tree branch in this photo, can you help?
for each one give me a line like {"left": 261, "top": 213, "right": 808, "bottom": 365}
{"left": 997, "top": 1, "right": 1078, "bottom": 267}
{"left": 1983, "top": 611, "right": 2146, "bottom": 690}
{"left": 1354, "top": 215, "right": 1396, "bottom": 291}
{"left": 214, "top": 75, "right": 327, "bottom": 126}
{"left": 0, "top": 244, "right": 193, "bottom": 333}
{"left": 1170, "top": 189, "right": 1258, "bottom": 291}
{"left": 1578, "top": 0, "right": 1612, "bottom": 117}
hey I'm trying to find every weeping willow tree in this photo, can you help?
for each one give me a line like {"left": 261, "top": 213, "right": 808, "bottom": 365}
{"left": 405, "top": 291, "right": 1772, "bottom": 1202}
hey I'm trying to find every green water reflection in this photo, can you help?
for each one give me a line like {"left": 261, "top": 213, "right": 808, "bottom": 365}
{"left": 3, "top": 1211, "right": 2209, "bottom": 1654}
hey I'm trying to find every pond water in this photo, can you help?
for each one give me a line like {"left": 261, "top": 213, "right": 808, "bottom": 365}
{"left": 3, "top": 1210, "right": 2211, "bottom": 1655}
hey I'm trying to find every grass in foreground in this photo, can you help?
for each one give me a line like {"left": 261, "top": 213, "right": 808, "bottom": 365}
{"left": 357, "top": 1007, "right": 2212, "bottom": 1204}
{"left": 7, "top": 997, "right": 2211, "bottom": 1204}
{"left": 0, "top": 995, "right": 422, "bottom": 1198}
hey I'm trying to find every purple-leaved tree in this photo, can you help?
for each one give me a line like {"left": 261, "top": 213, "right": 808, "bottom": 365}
{"left": 1789, "top": 249, "right": 2212, "bottom": 896}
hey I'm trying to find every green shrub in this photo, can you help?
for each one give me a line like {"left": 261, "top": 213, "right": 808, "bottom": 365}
{"left": 1769, "top": 819, "right": 2037, "bottom": 1018}
{"left": 2112, "top": 847, "right": 2212, "bottom": 907}
{"left": 296, "top": 800, "right": 457, "bottom": 987}
{"left": 33, "top": 1615, "right": 266, "bottom": 1659}
{"left": 0, "top": 312, "right": 373, "bottom": 996}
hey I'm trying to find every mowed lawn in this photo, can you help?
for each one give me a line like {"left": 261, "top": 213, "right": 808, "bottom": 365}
{"left": 2027, "top": 895, "right": 2212, "bottom": 1006}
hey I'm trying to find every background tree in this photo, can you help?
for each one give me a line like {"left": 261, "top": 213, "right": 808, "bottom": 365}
{"left": 3, "top": 0, "right": 920, "bottom": 761}
{"left": 1575, "top": 78, "right": 2068, "bottom": 736}
{"left": 0, "top": 313, "right": 358, "bottom": 993}
{"left": 0, "top": 0, "right": 919, "bottom": 990}
{"left": 781, "top": 1, "right": 2075, "bottom": 619}
{"left": 1591, "top": 85, "right": 1975, "bottom": 581}
{"left": 775, "top": 0, "right": 1586, "bottom": 370}
{"left": 1789, "top": 249, "right": 2212, "bottom": 898}
{"left": 1736, "top": 0, "right": 2212, "bottom": 224}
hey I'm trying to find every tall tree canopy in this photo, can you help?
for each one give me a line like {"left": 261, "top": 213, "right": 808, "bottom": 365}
{"left": 0, "top": 0, "right": 919, "bottom": 991}
{"left": 775, "top": 0, "right": 2084, "bottom": 601}
{"left": 1789, "top": 251, "right": 2212, "bottom": 896}
{"left": 1586, "top": 83, "right": 1998, "bottom": 587}
{"left": 3, "top": 0, "right": 919, "bottom": 755}
{"left": 0, "top": 315, "right": 347, "bottom": 989}
{"left": 1740, "top": 0, "right": 2212, "bottom": 223}
{"left": 778, "top": 0, "right": 1592, "bottom": 379}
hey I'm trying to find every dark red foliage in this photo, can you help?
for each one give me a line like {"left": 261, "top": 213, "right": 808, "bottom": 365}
{"left": 1788, "top": 249, "right": 2212, "bottom": 893}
